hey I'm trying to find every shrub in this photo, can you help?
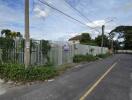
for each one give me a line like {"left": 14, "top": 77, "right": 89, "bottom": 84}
{"left": 73, "top": 54, "right": 97, "bottom": 63}
{"left": 96, "top": 53, "right": 111, "bottom": 59}
{"left": 0, "top": 64, "right": 58, "bottom": 82}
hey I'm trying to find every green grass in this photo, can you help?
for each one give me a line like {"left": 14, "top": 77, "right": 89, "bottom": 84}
{"left": 0, "top": 64, "right": 58, "bottom": 82}
{"left": 0, "top": 53, "right": 111, "bottom": 83}
{"left": 96, "top": 53, "right": 112, "bottom": 59}
{"left": 73, "top": 53, "right": 111, "bottom": 63}
{"left": 73, "top": 54, "right": 98, "bottom": 63}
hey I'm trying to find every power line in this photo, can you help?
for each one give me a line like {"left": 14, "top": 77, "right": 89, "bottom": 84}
{"left": 37, "top": 0, "right": 100, "bottom": 33}
{"left": 64, "top": 0, "right": 101, "bottom": 32}
{"left": 63, "top": 0, "right": 100, "bottom": 31}
{"left": 64, "top": 0, "right": 94, "bottom": 24}
{"left": 38, "top": 0, "right": 87, "bottom": 26}
{"left": 34, "top": 1, "right": 85, "bottom": 24}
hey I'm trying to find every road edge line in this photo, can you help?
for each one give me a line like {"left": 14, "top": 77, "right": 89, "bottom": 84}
{"left": 79, "top": 62, "right": 118, "bottom": 100}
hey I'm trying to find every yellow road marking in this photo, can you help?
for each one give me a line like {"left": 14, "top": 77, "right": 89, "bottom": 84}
{"left": 79, "top": 62, "right": 118, "bottom": 100}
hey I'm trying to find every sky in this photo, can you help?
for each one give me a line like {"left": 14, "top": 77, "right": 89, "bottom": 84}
{"left": 0, "top": 0, "right": 132, "bottom": 41}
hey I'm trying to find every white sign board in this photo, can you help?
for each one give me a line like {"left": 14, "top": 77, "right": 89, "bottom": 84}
{"left": 26, "top": 42, "right": 30, "bottom": 48}
{"left": 63, "top": 44, "right": 70, "bottom": 51}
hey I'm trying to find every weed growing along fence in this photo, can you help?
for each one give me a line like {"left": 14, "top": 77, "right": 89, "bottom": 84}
{"left": 0, "top": 64, "right": 58, "bottom": 82}
{"left": 73, "top": 54, "right": 98, "bottom": 63}
{"left": 0, "top": 38, "right": 109, "bottom": 66}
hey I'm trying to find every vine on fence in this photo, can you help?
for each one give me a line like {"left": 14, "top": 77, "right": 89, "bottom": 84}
{"left": 40, "top": 40, "right": 51, "bottom": 65}
{"left": 0, "top": 37, "right": 15, "bottom": 63}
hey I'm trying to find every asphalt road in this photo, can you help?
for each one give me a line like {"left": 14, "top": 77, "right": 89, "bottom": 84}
{"left": 0, "top": 54, "right": 132, "bottom": 100}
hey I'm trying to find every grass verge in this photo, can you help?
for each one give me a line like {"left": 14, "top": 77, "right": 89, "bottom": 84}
{"left": 73, "top": 54, "right": 98, "bottom": 63}
{"left": 0, "top": 64, "right": 58, "bottom": 82}
{"left": 0, "top": 53, "right": 111, "bottom": 83}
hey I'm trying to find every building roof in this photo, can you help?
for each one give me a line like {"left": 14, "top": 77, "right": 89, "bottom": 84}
{"left": 69, "top": 35, "right": 82, "bottom": 41}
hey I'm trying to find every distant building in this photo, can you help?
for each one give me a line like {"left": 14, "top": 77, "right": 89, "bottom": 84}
{"left": 68, "top": 35, "right": 81, "bottom": 44}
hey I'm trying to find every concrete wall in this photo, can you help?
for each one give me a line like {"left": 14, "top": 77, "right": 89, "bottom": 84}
{"left": 49, "top": 43, "right": 109, "bottom": 65}
{"left": 117, "top": 50, "right": 132, "bottom": 54}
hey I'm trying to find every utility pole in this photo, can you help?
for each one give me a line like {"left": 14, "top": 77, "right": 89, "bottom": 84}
{"left": 24, "top": 0, "right": 30, "bottom": 68}
{"left": 101, "top": 25, "right": 105, "bottom": 54}
{"left": 109, "top": 32, "right": 114, "bottom": 54}
{"left": 111, "top": 38, "right": 114, "bottom": 53}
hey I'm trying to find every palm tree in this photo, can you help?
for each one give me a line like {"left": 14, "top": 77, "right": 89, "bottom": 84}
{"left": 1, "top": 29, "right": 11, "bottom": 38}
{"left": 16, "top": 32, "right": 22, "bottom": 38}
{"left": 1, "top": 29, "right": 23, "bottom": 63}
{"left": 1, "top": 29, "right": 22, "bottom": 39}
{"left": 11, "top": 32, "right": 23, "bottom": 63}
{"left": 10, "top": 32, "right": 22, "bottom": 39}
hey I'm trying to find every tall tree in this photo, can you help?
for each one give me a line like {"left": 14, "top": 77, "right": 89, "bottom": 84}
{"left": 1, "top": 29, "right": 11, "bottom": 38}
{"left": 11, "top": 32, "right": 22, "bottom": 39}
{"left": 1, "top": 29, "right": 22, "bottom": 39}
{"left": 80, "top": 33, "right": 91, "bottom": 44}
{"left": 95, "top": 35, "right": 109, "bottom": 47}
{"left": 110, "top": 26, "right": 132, "bottom": 50}
{"left": 0, "top": 29, "right": 23, "bottom": 63}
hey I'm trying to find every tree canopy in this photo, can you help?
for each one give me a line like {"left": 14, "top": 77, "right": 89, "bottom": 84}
{"left": 80, "top": 33, "right": 91, "bottom": 44}
{"left": 80, "top": 33, "right": 91, "bottom": 43}
{"left": 1, "top": 29, "right": 22, "bottom": 39}
{"left": 95, "top": 35, "right": 109, "bottom": 48}
{"left": 110, "top": 26, "right": 132, "bottom": 50}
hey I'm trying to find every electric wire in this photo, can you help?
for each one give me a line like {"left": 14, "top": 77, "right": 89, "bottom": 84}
{"left": 37, "top": 0, "right": 100, "bottom": 33}
{"left": 64, "top": 0, "right": 94, "bottom": 24}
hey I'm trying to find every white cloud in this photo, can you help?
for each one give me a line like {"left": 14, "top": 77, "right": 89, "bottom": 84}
{"left": 33, "top": 4, "right": 50, "bottom": 18}
{"left": 86, "top": 20, "right": 106, "bottom": 28}
{"left": 0, "top": 0, "right": 123, "bottom": 41}
{"left": 86, "top": 19, "right": 117, "bottom": 34}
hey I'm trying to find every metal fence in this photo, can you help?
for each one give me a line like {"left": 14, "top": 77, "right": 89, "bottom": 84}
{"left": 0, "top": 40, "right": 109, "bottom": 66}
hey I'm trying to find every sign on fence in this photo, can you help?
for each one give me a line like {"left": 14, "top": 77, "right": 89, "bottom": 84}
{"left": 63, "top": 44, "right": 70, "bottom": 52}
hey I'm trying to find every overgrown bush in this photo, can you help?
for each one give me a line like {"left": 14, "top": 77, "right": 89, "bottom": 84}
{"left": 40, "top": 40, "right": 51, "bottom": 64}
{"left": 0, "top": 64, "right": 58, "bottom": 82}
{"left": 96, "top": 53, "right": 111, "bottom": 58}
{"left": 73, "top": 54, "right": 97, "bottom": 63}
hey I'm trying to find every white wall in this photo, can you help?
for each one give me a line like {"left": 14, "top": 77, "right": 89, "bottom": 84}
{"left": 49, "top": 43, "right": 109, "bottom": 65}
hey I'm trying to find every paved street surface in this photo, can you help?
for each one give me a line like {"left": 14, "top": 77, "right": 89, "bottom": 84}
{"left": 0, "top": 82, "right": 6, "bottom": 95}
{"left": 0, "top": 54, "right": 132, "bottom": 100}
